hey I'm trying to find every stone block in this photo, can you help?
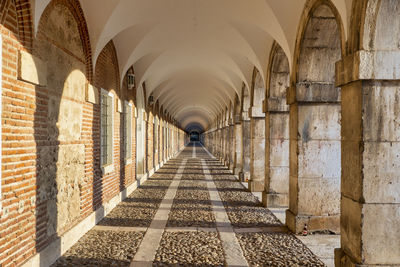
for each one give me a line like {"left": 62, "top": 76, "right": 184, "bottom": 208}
{"left": 298, "top": 177, "right": 340, "bottom": 215}
{"left": 341, "top": 140, "right": 363, "bottom": 201}
{"left": 270, "top": 113, "right": 289, "bottom": 139}
{"left": 86, "top": 84, "right": 99, "bottom": 104}
{"left": 268, "top": 98, "right": 289, "bottom": 112}
{"left": 296, "top": 82, "right": 341, "bottom": 103}
{"left": 362, "top": 204, "right": 400, "bottom": 264}
{"left": 362, "top": 81, "right": 400, "bottom": 142}
{"left": 248, "top": 180, "right": 264, "bottom": 192}
{"left": 340, "top": 196, "right": 362, "bottom": 263}
{"left": 298, "top": 140, "right": 341, "bottom": 179}
{"left": 270, "top": 140, "right": 289, "bottom": 167}
{"left": 341, "top": 81, "right": 362, "bottom": 142}
{"left": 250, "top": 106, "right": 265, "bottom": 118}
{"left": 262, "top": 191, "right": 288, "bottom": 208}
{"left": 18, "top": 50, "right": 47, "bottom": 86}
{"left": 298, "top": 104, "right": 341, "bottom": 141}
{"left": 288, "top": 174, "right": 298, "bottom": 213}
{"left": 286, "top": 209, "right": 340, "bottom": 234}
{"left": 117, "top": 99, "right": 123, "bottom": 113}
{"left": 362, "top": 141, "right": 400, "bottom": 203}
{"left": 269, "top": 166, "right": 289, "bottom": 194}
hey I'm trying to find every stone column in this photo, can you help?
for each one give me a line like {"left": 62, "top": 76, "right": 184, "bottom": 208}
{"left": 228, "top": 122, "right": 235, "bottom": 171}
{"left": 225, "top": 124, "right": 230, "bottom": 166}
{"left": 262, "top": 98, "right": 290, "bottom": 208}
{"left": 219, "top": 127, "right": 224, "bottom": 162}
{"left": 234, "top": 118, "right": 243, "bottom": 175}
{"left": 334, "top": 51, "right": 400, "bottom": 266}
{"left": 241, "top": 115, "right": 251, "bottom": 182}
{"left": 286, "top": 80, "right": 341, "bottom": 234}
{"left": 248, "top": 107, "right": 266, "bottom": 192}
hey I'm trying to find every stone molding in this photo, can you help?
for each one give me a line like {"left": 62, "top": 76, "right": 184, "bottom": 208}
{"left": 336, "top": 50, "right": 400, "bottom": 87}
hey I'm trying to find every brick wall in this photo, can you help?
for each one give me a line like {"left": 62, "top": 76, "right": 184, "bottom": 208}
{"left": 0, "top": 0, "right": 37, "bottom": 264}
{"left": 0, "top": 1, "right": 185, "bottom": 266}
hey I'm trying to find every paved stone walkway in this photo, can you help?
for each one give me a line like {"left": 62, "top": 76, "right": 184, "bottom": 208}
{"left": 53, "top": 143, "right": 326, "bottom": 267}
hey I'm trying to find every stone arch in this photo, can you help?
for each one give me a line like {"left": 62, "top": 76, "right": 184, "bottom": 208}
{"left": 32, "top": 0, "right": 93, "bottom": 262}
{"left": 287, "top": 0, "right": 344, "bottom": 234}
{"left": 38, "top": 0, "right": 93, "bottom": 82}
{"left": 262, "top": 42, "right": 290, "bottom": 208}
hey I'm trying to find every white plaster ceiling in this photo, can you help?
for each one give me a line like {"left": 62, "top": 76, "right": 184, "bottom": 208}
{"left": 34, "top": 0, "right": 351, "bottom": 131}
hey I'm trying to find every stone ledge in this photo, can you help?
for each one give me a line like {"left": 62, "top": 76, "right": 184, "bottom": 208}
{"left": 18, "top": 50, "right": 47, "bottom": 86}
{"left": 336, "top": 50, "right": 400, "bottom": 87}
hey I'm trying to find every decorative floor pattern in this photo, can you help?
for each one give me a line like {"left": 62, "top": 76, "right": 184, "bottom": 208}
{"left": 53, "top": 143, "right": 325, "bottom": 267}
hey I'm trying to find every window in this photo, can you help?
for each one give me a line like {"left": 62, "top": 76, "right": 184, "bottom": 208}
{"left": 124, "top": 101, "right": 132, "bottom": 160}
{"left": 101, "top": 89, "right": 114, "bottom": 169}
{"left": 154, "top": 117, "right": 158, "bottom": 154}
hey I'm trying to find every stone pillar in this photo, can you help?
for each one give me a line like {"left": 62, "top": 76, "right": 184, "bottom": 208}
{"left": 262, "top": 103, "right": 289, "bottom": 207}
{"left": 234, "top": 119, "right": 243, "bottom": 175}
{"left": 225, "top": 124, "right": 230, "bottom": 166}
{"left": 241, "top": 117, "right": 251, "bottom": 182}
{"left": 248, "top": 107, "right": 266, "bottom": 192}
{"left": 219, "top": 128, "right": 224, "bottom": 162}
{"left": 334, "top": 51, "right": 400, "bottom": 266}
{"left": 223, "top": 125, "right": 229, "bottom": 165}
{"left": 228, "top": 122, "right": 235, "bottom": 170}
{"left": 286, "top": 82, "right": 341, "bottom": 234}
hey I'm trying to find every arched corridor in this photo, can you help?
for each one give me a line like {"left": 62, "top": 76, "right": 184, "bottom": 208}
{"left": 0, "top": 0, "right": 399, "bottom": 266}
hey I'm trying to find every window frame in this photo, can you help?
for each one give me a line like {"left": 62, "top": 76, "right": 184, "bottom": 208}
{"left": 124, "top": 100, "right": 133, "bottom": 164}
{"left": 100, "top": 89, "right": 114, "bottom": 174}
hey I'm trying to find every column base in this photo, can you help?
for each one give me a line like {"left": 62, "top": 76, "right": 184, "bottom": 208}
{"left": 285, "top": 209, "right": 340, "bottom": 234}
{"left": 334, "top": 248, "right": 400, "bottom": 267}
{"left": 228, "top": 162, "right": 235, "bottom": 171}
{"left": 239, "top": 171, "right": 250, "bottom": 182}
{"left": 262, "top": 192, "right": 288, "bottom": 208}
{"left": 234, "top": 167, "right": 241, "bottom": 175}
{"left": 248, "top": 180, "right": 264, "bottom": 192}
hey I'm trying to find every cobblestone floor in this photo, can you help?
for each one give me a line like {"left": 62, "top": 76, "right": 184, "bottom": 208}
{"left": 53, "top": 143, "right": 326, "bottom": 267}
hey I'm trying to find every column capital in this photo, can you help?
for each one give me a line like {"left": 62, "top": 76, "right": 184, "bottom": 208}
{"left": 248, "top": 106, "right": 265, "bottom": 118}
{"left": 336, "top": 50, "right": 400, "bottom": 87}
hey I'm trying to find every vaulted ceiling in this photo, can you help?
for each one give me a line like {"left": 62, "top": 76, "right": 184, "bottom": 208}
{"left": 33, "top": 0, "right": 351, "bottom": 132}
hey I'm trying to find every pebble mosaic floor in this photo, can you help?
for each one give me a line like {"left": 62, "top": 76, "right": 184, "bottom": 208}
{"left": 52, "top": 143, "right": 325, "bottom": 267}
